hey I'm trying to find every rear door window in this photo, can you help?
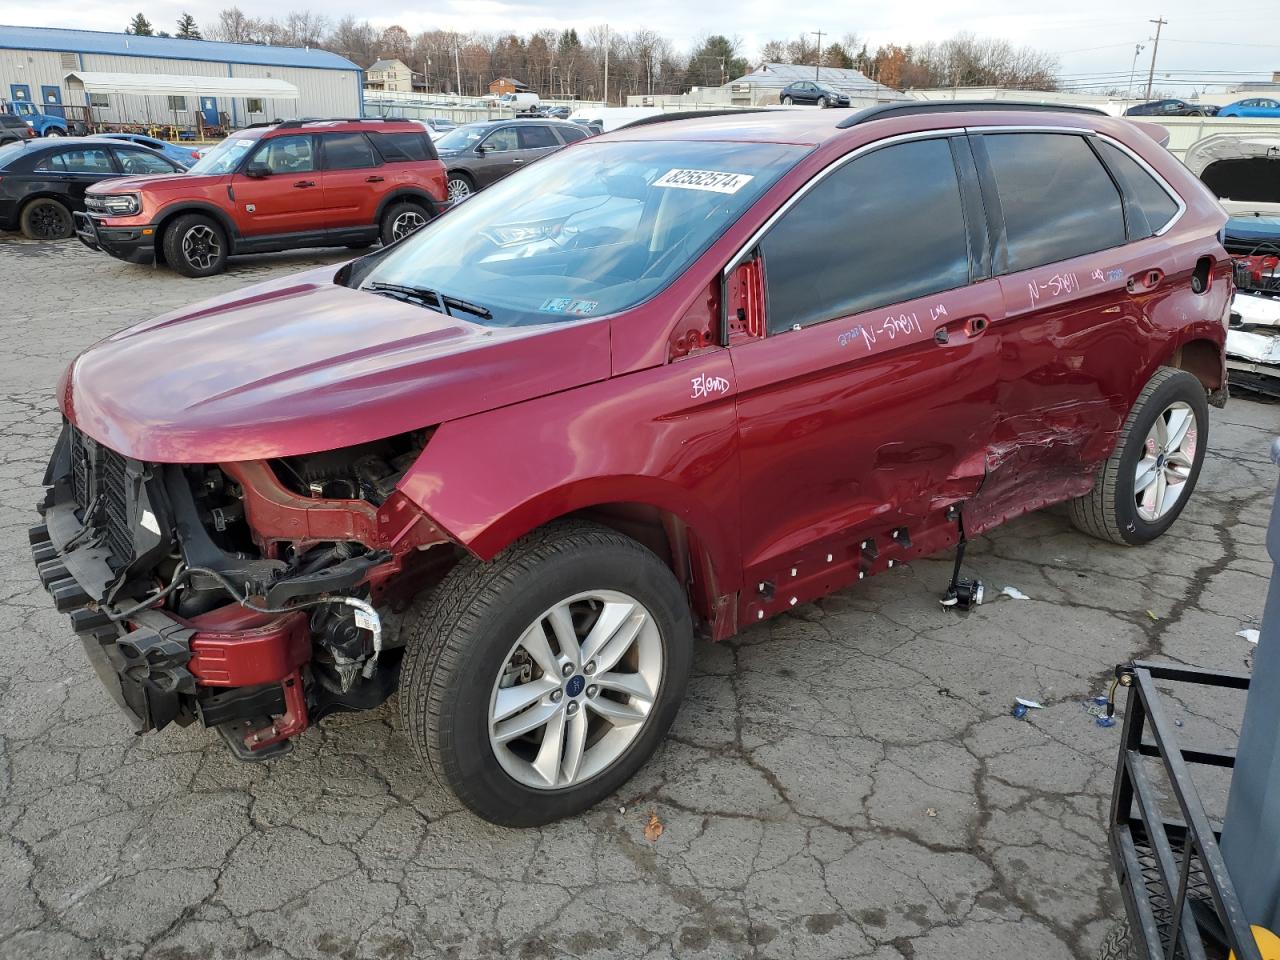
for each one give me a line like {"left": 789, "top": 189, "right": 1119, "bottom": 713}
{"left": 322, "top": 132, "right": 378, "bottom": 170}
{"left": 761, "top": 137, "right": 971, "bottom": 333}
{"left": 517, "top": 126, "right": 559, "bottom": 149}
{"left": 37, "top": 148, "right": 115, "bottom": 173}
{"left": 981, "top": 133, "right": 1126, "bottom": 273}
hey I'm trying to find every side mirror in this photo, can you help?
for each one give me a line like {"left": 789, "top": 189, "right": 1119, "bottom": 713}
{"left": 474, "top": 143, "right": 487, "bottom": 156}
{"left": 244, "top": 162, "right": 270, "bottom": 179}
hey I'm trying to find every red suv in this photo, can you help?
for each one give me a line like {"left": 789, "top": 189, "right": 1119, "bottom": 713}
{"left": 33, "top": 104, "right": 1231, "bottom": 826}
{"left": 74, "top": 118, "right": 448, "bottom": 276}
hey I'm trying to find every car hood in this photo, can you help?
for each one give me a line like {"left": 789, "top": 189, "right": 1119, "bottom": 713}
{"left": 60, "top": 267, "right": 611, "bottom": 463}
{"left": 87, "top": 172, "right": 213, "bottom": 195}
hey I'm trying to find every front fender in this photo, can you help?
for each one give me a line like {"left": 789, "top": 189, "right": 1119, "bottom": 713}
{"left": 397, "top": 353, "right": 743, "bottom": 595}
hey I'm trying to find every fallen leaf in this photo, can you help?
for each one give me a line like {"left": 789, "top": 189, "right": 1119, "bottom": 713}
{"left": 926, "top": 808, "right": 938, "bottom": 818}
{"left": 644, "top": 811, "right": 664, "bottom": 842}
{"left": 1147, "top": 610, "right": 1159, "bottom": 621}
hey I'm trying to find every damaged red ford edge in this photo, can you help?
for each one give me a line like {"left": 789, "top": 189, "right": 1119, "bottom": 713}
{"left": 32, "top": 104, "right": 1231, "bottom": 826}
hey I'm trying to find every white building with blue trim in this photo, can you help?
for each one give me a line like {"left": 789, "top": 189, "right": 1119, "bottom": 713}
{"left": 0, "top": 25, "right": 362, "bottom": 129}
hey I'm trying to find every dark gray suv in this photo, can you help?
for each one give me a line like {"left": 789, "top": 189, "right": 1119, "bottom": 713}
{"left": 434, "top": 118, "right": 593, "bottom": 200}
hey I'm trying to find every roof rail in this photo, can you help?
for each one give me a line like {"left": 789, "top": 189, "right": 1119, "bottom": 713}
{"left": 240, "top": 117, "right": 411, "bottom": 131}
{"left": 618, "top": 108, "right": 769, "bottom": 130}
{"left": 835, "top": 100, "right": 1108, "bottom": 129}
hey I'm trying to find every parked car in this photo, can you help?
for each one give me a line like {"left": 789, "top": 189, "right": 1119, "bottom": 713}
{"left": 1217, "top": 98, "right": 1280, "bottom": 118}
{"left": 98, "top": 132, "right": 202, "bottom": 168}
{"left": 1125, "top": 98, "right": 1212, "bottom": 117}
{"left": 74, "top": 117, "right": 448, "bottom": 277}
{"left": 31, "top": 104, "right": 1231, "bottom": 826}
{"left": 415, "top": 117, "right": 458, "bottom": 140}
{"left": 779, "top": 81, "right": 851, "bottom": 108}
{"left": 434, "top": 118, "right": 591, "bottom": 200}
{"left": 539, "top": 105, "right": 572, "bottom": 120}
{"left": 0, "top": 136, "right": 185, "bottom": 240}
{"left": 0, "top": 111, "right": 35, "bottom": 145}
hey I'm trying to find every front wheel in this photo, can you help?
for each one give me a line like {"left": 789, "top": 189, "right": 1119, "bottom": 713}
{"left": 162, "top": 213, "right": 227, "bottom": 277}
{"left": 398, "top": 521, "right": 693, "bottom": 826}
{"left": 780, "top": 95, "right": 793, "bottom": 106}
{"left": 817, "top": 96, "right": 829, "bottom": 108}
{"left": 1069, "top": 367, "right": 1209, "bottom": 545}
{"left": 43, "top": 128, "right": 64, "bottom": 138}
{"left": 446, "top": 172, "right": 474, "bottom": 202}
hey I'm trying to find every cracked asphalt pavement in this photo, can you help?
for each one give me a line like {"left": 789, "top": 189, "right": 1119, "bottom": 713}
{"left": 0, "top": 236, "right": 1275, "bottom": 960}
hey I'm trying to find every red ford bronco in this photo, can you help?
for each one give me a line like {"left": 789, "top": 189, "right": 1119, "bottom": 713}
{"left": 33, "top": 104, "right": 1231, "bottom": 825}
{"left": 74, "top": 118, "right": 447, "bottom": 277}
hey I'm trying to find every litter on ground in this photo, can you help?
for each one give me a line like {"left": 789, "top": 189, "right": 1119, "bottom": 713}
{"left": 1001, "top": 586, "right": 1030, "bottom": 600}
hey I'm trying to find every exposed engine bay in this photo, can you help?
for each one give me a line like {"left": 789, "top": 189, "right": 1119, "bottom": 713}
{"left": 31, "top": 424, "right": 450, "bottom": 759}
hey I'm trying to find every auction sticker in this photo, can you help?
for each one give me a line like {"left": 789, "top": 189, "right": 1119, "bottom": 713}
{"left": 540, "top": 297, "right": 598, "bottom": 316}
{"left": 653, "top": 169, "right": 754, "bottom": 194}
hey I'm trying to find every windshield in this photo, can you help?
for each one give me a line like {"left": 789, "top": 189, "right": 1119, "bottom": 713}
{"left": 362, "top": 139, "right": 805, "bottom": 326}
{"left": 186, "top": 134, "right": 259, "bottom": 175}
{"left": 434, "top": 124, "right": 487, "bottom": 152}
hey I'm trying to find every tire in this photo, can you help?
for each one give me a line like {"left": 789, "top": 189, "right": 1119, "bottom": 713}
{"left": 1096, "top": 920, "right": 1135, "bottom": 960}
{"left": 781, "top": 95, "right": 793, "bottom": 106}
{"left": 818, "top": 96, "right": 829, "bottom": 108}
{"left": 43, "top": 128, "right": 64, "bottom": 138}
{"left": 446, "top": 172, "right": 474, "bottom": 203}
{"left": 19, "top": 198, "right": 73, "bottom": 240}
{"left": 379, "top": 200, "right": 431, "bottom": 246}
{"left": 162, "top": 213, "right": 227, "bottom": 277}
{"left": 1069, "top": 367, "right": 1209, "bottom": 545}
{"left": 398, "top": 520, "right": 694, "bottom": 826}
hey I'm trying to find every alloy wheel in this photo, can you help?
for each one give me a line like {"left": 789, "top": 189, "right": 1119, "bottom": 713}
{"left": 1135, "top": 401, "right": 1197, "bottom": 522}
{"left": 488, "top": 590, "right": 663, "bottom": 790}
{"left": 29, "top": 203, "right": 69, "bottom": 240}
{"left": 447, "top": 177, "right": 472, "bottom": 201}
{"left": 181, "top": 224, "right": 220, "bottom": 270}
{"left": 391, "top": 210, "right": 426, "bottom": 241}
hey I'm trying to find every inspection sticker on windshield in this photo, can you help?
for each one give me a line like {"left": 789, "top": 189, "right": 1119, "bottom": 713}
{"left": 540, "top": 297, "right": 598, "bottom": 316}
{"left": 653, "top": 169, "right": 754, "bottom": 194}
{"left": 235, "top": 138, "right": 255, "bottom": 147}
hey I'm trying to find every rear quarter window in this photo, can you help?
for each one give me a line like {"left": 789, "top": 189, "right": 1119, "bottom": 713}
{"left": 370, "top": 131, "right": 437, "bottom": 163}
{"left": 982, "top": 133, "right": 1126, "bottom": 273}
{"left": 1095, "top": 139, "right": 1180, "bottom": 238}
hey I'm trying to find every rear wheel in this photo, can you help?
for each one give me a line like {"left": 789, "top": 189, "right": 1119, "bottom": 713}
{"left": 398, "top": 521, "right": 693, "bottom": 826}
{"left": 379, "top": 201, "right": 431, "bottom": 246}
{"left": 20, "top": 198, "right": 73, "bottom": 240}
{"left": 1069, "top": 368, "right": 1209, "bottom": 545}
{"left": 163, "top": 213, "right": 227, "bottom": 277}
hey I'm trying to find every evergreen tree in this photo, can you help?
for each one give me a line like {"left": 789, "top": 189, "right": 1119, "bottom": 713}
{"left": 126, "top": 13, "right": 154, "bottom": 35}
{"left": 175, "top": 14, "right": 202, "bottom": 39}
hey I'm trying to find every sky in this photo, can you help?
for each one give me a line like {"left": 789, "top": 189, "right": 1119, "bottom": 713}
{"left": 4, "top": 1, "right": 1278, "bottom": 91}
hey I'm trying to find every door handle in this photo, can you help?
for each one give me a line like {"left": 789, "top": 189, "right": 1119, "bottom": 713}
{"left": 933, "top": 315, "right": 989, "bottom": 345}
{"left": 293, "top": 179, "right": 316, "bottom": 188}
{"left": 512, "top": 158, "right": 524, "bottom": 163}
{"left": 1127, "top": 269, "right": 1163, "bottom": 293}
{"left": 365, "top": 175, "right": 384, "bottom": 183}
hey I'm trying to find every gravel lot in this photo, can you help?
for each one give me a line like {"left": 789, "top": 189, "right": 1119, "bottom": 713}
{"left": 0, "top": 236, "right": 1274, "bottom": 960}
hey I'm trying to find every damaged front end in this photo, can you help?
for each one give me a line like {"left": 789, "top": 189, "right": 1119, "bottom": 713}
{"left": 30, "top": 423, "right": 451, "bottom": 759}
{"left": 1228, "top": 255, "right": 1280, "bottom": 398}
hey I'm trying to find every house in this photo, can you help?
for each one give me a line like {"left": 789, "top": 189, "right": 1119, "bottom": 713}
{"left": 488, "top": 77, "right": 530, "bottom": 96}
{"left": 366, "top": 58, "right": 414, "bottom": 93}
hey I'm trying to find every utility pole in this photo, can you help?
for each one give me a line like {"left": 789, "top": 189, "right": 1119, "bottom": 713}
{"left": 811, "top": 30, "right": 824, "bottom": 79}
{"left": 1126, "top": 43, "right": 1144, "bottom": 102}
{"left": 1144, "top": 16, "right": 1166, "bottom": 100}
{"left": 603, "top": 25, "right": 609, "bottom": 106}
{"left": 454, "top": 35, "right": 462, "bottom": 98}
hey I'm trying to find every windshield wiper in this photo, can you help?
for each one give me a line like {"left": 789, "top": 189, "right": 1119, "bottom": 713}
{"left": 363, "top": 282, "right": 492, "bottom": 320}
